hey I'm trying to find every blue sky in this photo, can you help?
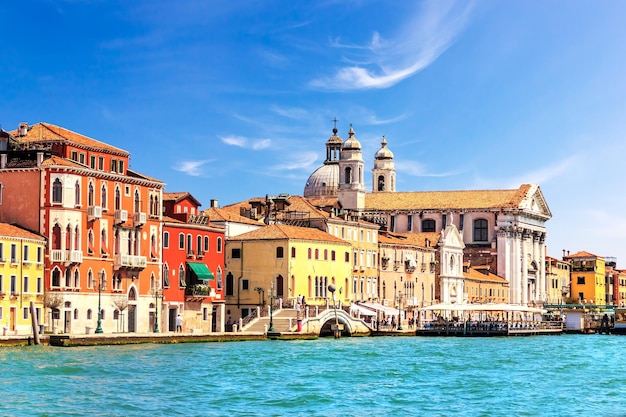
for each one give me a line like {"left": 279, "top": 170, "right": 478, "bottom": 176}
{"left": 3, "top": 1, "right": 626, "bottom": 264}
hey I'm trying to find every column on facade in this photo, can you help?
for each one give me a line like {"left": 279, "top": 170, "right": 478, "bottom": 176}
{"left": 539, "top": 233, "right": 546, "bottom": 302}
{"left": 497, "top": 227, "right": 513, "bottom": 303}
{"left": 512, "top": 228, "right": 521, "bottom": 305}
{"left": 521, "top": 229, "right": 529, "bottom": 305}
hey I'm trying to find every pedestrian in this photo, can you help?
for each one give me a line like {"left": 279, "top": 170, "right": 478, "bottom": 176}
{"left": 176, "top": 314, "right": 183, "bottom": 332}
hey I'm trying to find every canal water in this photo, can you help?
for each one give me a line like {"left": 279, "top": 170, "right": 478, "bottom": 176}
{"left": 0, "top": 334, "right": 623, "bottom": 416}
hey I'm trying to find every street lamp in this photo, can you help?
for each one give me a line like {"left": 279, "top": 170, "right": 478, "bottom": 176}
{"left": 95, "top": 271, "right": 106, "bottom": 334}
{"left": 397, "top": 291, "right": 403, "bottom": 331}
{"left": 328, "top": 284, "right": 342, "bottom": 338}
{"left": 268, "top": 281, "right": 275, "bottom": 332}
{"left": 153, "top": 280, "right": 161, "bottom": 333}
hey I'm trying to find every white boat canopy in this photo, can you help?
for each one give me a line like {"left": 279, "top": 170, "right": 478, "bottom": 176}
{"left": 349, "top": 304, "right": 377, "bottom": 317}
{"left": 358, "top": 302, "right": 400, "bottom": 316}
{"left": 418, "top": 303, "right": 546, "bottom": 314}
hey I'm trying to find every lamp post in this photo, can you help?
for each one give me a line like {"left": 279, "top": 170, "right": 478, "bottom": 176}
{"left": 153, "top": 280, "right": 161, "bottom": 333}
{"left": 397, "top": 291, "right": 403, "bottom": 331}
{"left": 328, "top": 284, "right": 342, "bottom": 338}
{"left": 95, "top": 271, "right": 106, "bottom": 334}
{"left": 268, "top": 281, "right": 275, "bottom": 332}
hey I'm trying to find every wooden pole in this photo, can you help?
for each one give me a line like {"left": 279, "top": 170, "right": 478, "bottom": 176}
{"left": 30, "top": 301, "right": 40, "bottom": 345}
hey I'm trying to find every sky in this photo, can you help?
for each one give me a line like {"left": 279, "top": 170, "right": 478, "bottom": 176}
{"left": 2, "top": 1, "right": 626, "bottom": 264}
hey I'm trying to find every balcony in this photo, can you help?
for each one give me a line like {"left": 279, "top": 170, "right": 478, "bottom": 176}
{"left": 88, "top": 205, "right": 102, "bottom": 221}
{"left": 133, "top": 212, "right": 146, "bottom": 226}
{"left": 50, "top": 250, "right": 83, "bottom": 264}
{"left": 185, "top": 284, "right": 215, "bottom": 301}
{"left": 114, "top": 209, "right": 128, "bottom": 224}
{"left": 114, "top": 253, "right": 147, "bottom": 270}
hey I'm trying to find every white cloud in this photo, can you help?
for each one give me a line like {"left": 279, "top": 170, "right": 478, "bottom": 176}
{"left": 174, "top": 160, "right": 211, "bottom": 177}
{"left": 271, "top": 152, "right": 319, "bottom": 171}
{"left": 310, "top": 1, "right": 474, "bottom": 90}
{"left": 219, "top": 135, "right": 271, "bottom": 150}
{"left": 396, "top": 160, "right": 460, "bottom": 177}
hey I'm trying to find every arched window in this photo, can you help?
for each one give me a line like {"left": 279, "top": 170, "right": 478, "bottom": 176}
{"left": 422, "top": 219, "right": 436, "bottom": 232}
{"left": 187, "top": 234, "right": 193, "bottom": 255}
{"left": 308, "top": 248, "right": 312, "bottom": 260}
{"left": 88, "top": 182, "right": 94, "bottom": 206}
{"left": 134, "top": 190, "right": 140, "bottom": 213}
{"left": 291, "top": 247, "right": 296, "bottom": 258}
{"left": 197, "top": 235, "right": 202, "bottom": 255}
{"left": 216, "top": 267, "right": 223, "bottom": 290}
{"left": 178, "top": 233, "right": 185, "bottom": 250}
{"left": 179, "top": 265, "right": 186, "bottom": 287}
{"left": 217, "top": 237, "right": 222, "bottom": 253}
{"left": 115, "top": 187, "right": 121, "bottom": 210}
{"left": 52, "top": 178, "right": 63, "bottom": 204}
{"left": 51, "top": 268, "right": 61, "bottom": 287}
{"left": 344, "top": 167, "right": 352, "bottom": 184}
{"left": 473, "top": 219, "right": 489, "bottom": 242}
{"left": 74, "top": 181, "right": 81, "bottom": 206}
{"left": 101, "top": 184, "right": 107, "bottom": 209}
{"left": 163, "top": 264, "right": 170, "bottom": 287}
{"left": 377, "top": 175, "right": 385, "bottom": 191}
{"left": 204, "top": 236, "right": 209, "bottom": 252}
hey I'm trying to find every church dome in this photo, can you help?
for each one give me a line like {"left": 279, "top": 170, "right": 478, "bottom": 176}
{"left": 375, "top": 136, "right": 394, "bottom": 160}
{"left": 304, "top": 163, "right": 339, "bottom": 197}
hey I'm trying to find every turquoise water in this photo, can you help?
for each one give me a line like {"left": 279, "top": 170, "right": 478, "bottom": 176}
{"left": 0, "top": 335, "right": 624, "bottom": 416}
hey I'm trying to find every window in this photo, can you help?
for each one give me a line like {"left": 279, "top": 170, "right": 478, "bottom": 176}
{"left": 407, "top": 215, "right": 413, "bottom": 232}
{"left": 163, "top": 232, "right": 169, "bottom": 248}
{"left": 178, "top": 233, "right": 185, "bottom": 250}
{"left": 187, "top": 234, "right": 193, "bottom": 255}
{"left": 74, "top": 181, "right": 81, "bottom": 206}
{"left": 276, "top": 247, "right": 284, "bottom": 258}
{"left": 79, "top": 153, "right": 85, "bottom": 165}
{"left": 291, "top": 247, "right": 296, "bottom": 258}
{"left": 231, "top": 247, "right": 241, "bottom": 258}
{"left": 345, "top": 252, "right": 350, "bottom": 263}
{"left": 179, "top": 265, "right": 186, "bottom": 287}
{"left": 390, "top": 216, "right": 395, "bottom": 232}
{"left": 23, "top": 307, "right": 29, "bottom": 320}
{"left": 37, "top": 247, "right": 42, "bottom": 263}
{"left": 217, "top": 237, "right": 222, "bottom": 252}
{"left": 90, "top": 155, "right": 96, "bottom": 169}
{"left": 308, "top": 248, "right": 312, "bottom": 260}
{"left": 163, "top": 264, "right": 170, "bottom": 287}
{"left": 88, "top": 182, "right": 94, "bottom": 206}
{"left": 0, "top": 275, "right": 3, "bottom": 293}
{"left": 98, "top": 156, "right": 104, "bottom": 171}
{"left": 10, "top": 275, "right": 16, "bottom": 295}
{"left": 331, "top": 250, "right": 336, "bottom": 261}
{"left": 197, "top": 236, "right": 202, "bottom": 254}
{"left": 51, "top": 269, "right": 61, "bottom": 287}
{"left": 23, "top": 276, "right": 28, "bottom": 293}
{"left": 217, "top": 267, "right": 223, "bottom": 290}
{"left": 52, "top": 178, "right": 63, "bottom": 204}
{"left": 114, "top": 187, "right": 121, "bottom": 210}
{"left": 324, "top": 249, "right": 328, "bottom": 261}
{"left": 344, "top": 167, "right": 352, "bottom": 184}
{"left": 473, "top": 219, "right": 489, "bottom": 242}
{"left": 204, "top": 236, "right": 209, "bottom": 252}
{"left": 23, "top": 245, "right": 29, "bottom": 262}
{"left": 577, "top": 276, "right": 585, "bottom": 285}
{"left": 71, "top": 150, "right": 78, "bottom": 161}
{"left": 134, "top": 190, "right": 140, "bottom": 213}
{"left": 37, "top": 277, "right": 42, "bottom": 293}
{"left": 422, "top": 219, "right": 436, "bottom": 232}
{"left": 242, "top": 279, "right": 249, "bottom": 291}
{"left": 10, "top": 244, "right": 16, "bottom": 263}
{"left": 101, "top": 184, "right": 107, "bottom": 209}
{"left": 315, "top": 249, "right": 319, "bottom": 260}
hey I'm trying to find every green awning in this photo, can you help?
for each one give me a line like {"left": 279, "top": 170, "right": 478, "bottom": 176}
{"left": 187, "top": 262, "right": 214, "bottom": 281}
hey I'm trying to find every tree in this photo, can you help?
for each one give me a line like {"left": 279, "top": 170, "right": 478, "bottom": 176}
{"left": 112, "top": 295, "right": 129, "bottom": 333}
{"left": 43, "top": 292, "right": 63, "bottom": 330}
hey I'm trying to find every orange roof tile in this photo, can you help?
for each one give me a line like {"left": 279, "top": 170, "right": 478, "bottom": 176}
{"left": 378, "top": 232, "right": 441, "bottom": 248}
{"left": 232, "top": 224, "right": 349, "bottom": 244}
{"left": 10, "top": 122, "right": 128, "bottom": 155}
{"left": 202, "top": 207, "right": 263, "bottom": 226}
{"left": 0, "top": 223, "right": 45, "bottom": 241}
{"left": 364, "top": 185, "right": 532, "bottom": 211}
{"left": 564, "top": 251, "right": 602, "bottom": 259}
{"left": 464, "top": 266, "right": 508, "bottom": 283}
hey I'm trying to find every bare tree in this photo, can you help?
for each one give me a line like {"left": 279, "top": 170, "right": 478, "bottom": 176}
{"left": 112, "top": 295, "right": 129, "bottom": 333}
{"left": 43, "top": 292, "right": 64, "bottom": 329}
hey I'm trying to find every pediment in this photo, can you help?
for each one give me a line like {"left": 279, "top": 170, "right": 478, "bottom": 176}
{"left": 519, "top": 185, "right": 552, "bottom": 219}
{"left": 441, "top": 224, "right": 465, "bottom": 249}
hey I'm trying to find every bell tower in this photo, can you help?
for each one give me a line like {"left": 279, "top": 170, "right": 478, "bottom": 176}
{"left": 372, "top": 135, "right": 395, "bottom": 193}
{"left": 338, "top": 125, "right": 366, "bottom": 211}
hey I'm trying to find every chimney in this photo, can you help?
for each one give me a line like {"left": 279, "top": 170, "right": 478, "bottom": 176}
{"left": 18, "top": 122, "right": 28, "bottom": 136}
{"left": 1, "top": 154, "right": 6, "bottom": 169}
{"left": 36, "top": 152, "right": 44, "bottom": 167}
{"left": 210, "top": 199, "right": 219, "bottom": 208}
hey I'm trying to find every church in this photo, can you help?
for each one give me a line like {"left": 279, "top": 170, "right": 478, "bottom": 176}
{"left": 304, "top": 123, "right": 552, "bottom": 306}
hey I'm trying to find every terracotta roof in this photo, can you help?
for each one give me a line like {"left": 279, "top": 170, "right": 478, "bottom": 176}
{"left": 0, "top": 223, "right": 45, "bottom": 241}
{"left": 464, "top": 265, "right": 508, "bottom": 283}
{"left": 364, "top": 185, "right": 532, "bottom": 211}
{"left": 10, "top": 122, "right": 128, "bottom": 155}
{"left": 231, "top": 224, "right": 349, "bottom": 244}
{"left": 162, "top": 215, "right": 185, "bottom": 224}
{"left": 378, "top": 232, "right": 441, "bottom": 248}
{"left": 564, "top": 251, "right": 602, "bottom": 259}
{"left": 163, "top": 192, "right": 201, "bottom": 207}
{"left": 222, "top": 195, "right": 329, "bottom": 220}
{"left": 202, "top": 207, "right": 263, "bottom": 226}
{"left": 41, "top": 155, "right": 87, "bottom": 168}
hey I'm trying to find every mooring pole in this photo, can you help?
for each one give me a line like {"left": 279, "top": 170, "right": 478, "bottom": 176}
{"left": 29, "top": 301, "right": 40, "bottom": 345}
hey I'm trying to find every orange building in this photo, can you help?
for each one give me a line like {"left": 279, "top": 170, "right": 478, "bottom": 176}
{"left": 563, "top": 251, "right": 606, "bottom": 305}
{"left": 0, "top": 122, "right": 164, "bottom": 334}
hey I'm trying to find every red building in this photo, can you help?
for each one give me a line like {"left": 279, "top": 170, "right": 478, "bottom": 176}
{"left": 0, "top": 122, "right": 164, "bottom": 334}
{"left": 162, "top": 192, "right": 225, "bottom": 332}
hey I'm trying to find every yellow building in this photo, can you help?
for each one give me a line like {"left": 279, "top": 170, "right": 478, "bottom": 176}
{"left": 224, "top": 223, "right": 352, "bottom": 320}
{"left": 464, "top": 265, "right": 509, "bottom": 304}
{"left": 545, "top": 255, "right": 571, "bottom": 304}
{"left": 0, "top": 223, "right": 46, "bottom": 335}
{"left": 564, "top": 251, "right": 606, "bottom": 305}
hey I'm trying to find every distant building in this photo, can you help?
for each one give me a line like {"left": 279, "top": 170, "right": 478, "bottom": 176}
{"left": 162, "top": 192, "right": 226, "bottom": 332}
{"left": 545, "top": 255, "right": 571, "bottom": 304}
{"left": 563, "top": 251, "right": 606, "bottom": 305}
{"left": 304, "top": 124, "right": 552, "bottom": 306}
{"left": 0, "top": 122, "right": 164, "bottom": 334}
{"left": 0, "top": 223, "right": 46, "bottom": 334}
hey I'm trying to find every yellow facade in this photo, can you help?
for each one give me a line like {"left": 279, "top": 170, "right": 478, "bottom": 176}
{"left": 225, "top": 224, "right": 352, "bottom": 320}
{"left": 0, "top": 224, "right": 46, "bottom": 335}
{"left": 566, "top": 252, "right": 606, "bottom": 305}
{"left": 546, "top": 256, "right": 570, "bottom": 304}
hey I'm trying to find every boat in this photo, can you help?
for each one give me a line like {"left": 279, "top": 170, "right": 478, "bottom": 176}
{"left": 415, "top": 302, "right": 563, "bottom": 337}
{"left": 611, "top": 308, "right": 626, "bottom": 335}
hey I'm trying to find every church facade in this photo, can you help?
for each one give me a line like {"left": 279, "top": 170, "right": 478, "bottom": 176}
{"left": 304, "top": 124, "right": 552, "bottom": 306}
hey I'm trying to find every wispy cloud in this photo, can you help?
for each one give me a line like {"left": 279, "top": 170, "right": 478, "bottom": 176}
{"left": 270, "top": 152, "right": 319, "bottom": 171}
{"left": 174, "top": 160, "right": 212, "bottom": 176}
{"left": 220, "top": 135, "right": 272, "bottom": 150}
{"left": 310, "top": 1, "right": 474, "bottom": 90}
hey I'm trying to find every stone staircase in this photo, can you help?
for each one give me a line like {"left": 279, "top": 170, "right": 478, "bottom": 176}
{"left": 244, "top": 309, "right": 299, "bottom": 332}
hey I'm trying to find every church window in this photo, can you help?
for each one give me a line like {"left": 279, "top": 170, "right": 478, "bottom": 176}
{"left": 422, "top": 219, "right": 436, "bottom": 232}
{"left": 473, "top": 219, "right": 489, "bottom": 242}
{"left": 52, "top": 178, "right": 63, "bottom": 204}
{"left": 344, "top": 167, "right": 352, "bottom": 184}
{"left": 377, "top": 175, "right": 385, "bottom": 191}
